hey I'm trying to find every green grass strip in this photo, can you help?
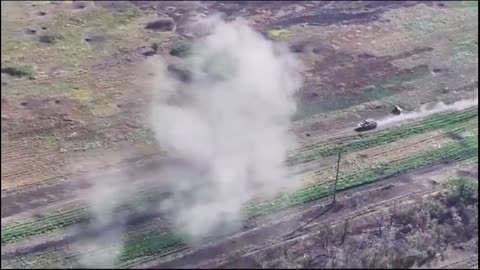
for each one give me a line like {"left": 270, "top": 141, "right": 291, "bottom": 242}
{"left": 2, "top": 109, "right": 477, "bottom": 245}
{"left": 246, "top": 135, "right": 478, "bottom": 217}
{"left": 1, "top": 189, "right": 171, "bottom": 245}
{"left": 288, "top": 108, "right": 478, "bottom": 165}
{"left": 114, "top": 134, "right": 478, "bottom": 264}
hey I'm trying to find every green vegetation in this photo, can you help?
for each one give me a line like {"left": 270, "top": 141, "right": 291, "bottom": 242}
{"left": 2, "top": 6, "right": 143, "bottom": 68}
{"left": 293, "top": 66, "right": 431, "bottom": 120}
{"left": 1, "top": 189, "right": 170, "bottom": 245}
{"left": 2, "top": 108, "right": 477, "bottom": 246}
{"left": 110, "top": 133, "right": 477, "bottom": 264}
{"left": 1, "top": 208, "right": 89, "bottom": 245}
{"left": 119, "top": 231, "right": 184, "bottom": 263}
{"left": 268, "top": 28, "right": 292, "bottom": 39}
{"left": 246, "top": 134, "right": 478, "bottom": 217}
{"left": 289, "top": 108, "right": 478, "bottom": 165}
{"left": 365, "top": 87, "right": 396, "bottom": 100}
{"left": 170, "top": 42, "right": 193, "bottom": 58}
{"left": 448, "top": 1, "right": 479, "bottom": 9}
{"left": 2, "top": 132, "right": 477, "bottom": 264}
{"left": 293, "top": 95, "right": 363, "bottom": 119}
{"left": 338, "top": 175, "right": 478, "bottom": 269}
{"left": 447, "top": 176, "right": 478, "bottom": 205}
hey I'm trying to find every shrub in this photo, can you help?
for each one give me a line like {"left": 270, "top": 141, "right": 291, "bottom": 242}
{"left": 447, "top": 176, "right": 478, "bottom": 205}
{"left": 170, "top": 42, "right": 192, "bottom": 58}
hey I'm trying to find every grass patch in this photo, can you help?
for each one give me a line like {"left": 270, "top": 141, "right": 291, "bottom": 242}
{"left": 447, "top": 176, "right": 478, "bottom": 205}
{"left": 169, "top": 42, "right": 193, "bottom": 58}
{"left": 289, "top": 108, "right": 478, "bottom": 165}
{"left": 1, "top": 187, "right": 172, "bottom": 245}
{"left": 448, "top": 1, "right": 479, "bottom": 9}
{"left": 2, "top": 109, "right": 477, "bottom": 245}
{"left": 293, "top": 67, "right": 431, "bottom": 120}
{"left": 364, "top": 87, "right": 396, "bottom": 100}
{"left": 1, "top": 6, "right": 143, "bottom": 68}
{"left": 384, "top": 66, "right": 431, "bottom": 86}
{"left": 113, "top": 133, "right": 478, "bottom": 264}
{"left": 3, "top": 134, "right": 477, "bottom": 265}
{"left": 118, "top": 231, "right": 185, "bottom": 263}
{"left": 247, "top": 134, "right": 478, "bottom": 217}
{"left": 293, "top": 94, "right": 369, "bottom": 120}
{"left": 268, "top": 28, "right": 293, "bottom": 39}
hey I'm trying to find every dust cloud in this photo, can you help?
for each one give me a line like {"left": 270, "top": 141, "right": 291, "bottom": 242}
{"left": 378, "top": 96, "right": 478, "bottom": 127}
{"left": 146, "top": 15, "right": 303, "bottom": 239}
{"left": 75, "top": 171, "right": 132, "bottom": 268}
{"left": 76, "top": 15, "right": 303, "bottom": 267}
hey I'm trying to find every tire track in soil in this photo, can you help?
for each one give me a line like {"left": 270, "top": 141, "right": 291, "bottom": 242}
{"left": 2, "top": 111, "right": 476, "bottom": 256}
{"left": 439, "top": 256, "right": 478, "bottom": 269}
{"left": 0, "top": 129, "right": 450, "bottom": 243}
{"left": 135, "top": 162, "right": 475, "bottom": 269}
{"left": 210, "top": 166, "right": 479, "bottom": 269}
{"left": 2, "top": 110, "right": 476, "bottom": 255}
{"left": 4, "top": 107, "right": 473, "bottom": 218}
{"left": 1, "top": 157, "right": 475, "bottom": 267}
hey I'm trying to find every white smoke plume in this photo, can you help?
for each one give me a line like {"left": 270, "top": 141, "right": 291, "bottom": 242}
{"left": 146, "top": 15, "right": 303, "bottom": 239}
{"left": 75, "top": 171, "right": 132, "bottom": 268}
{"left": 378, "top": 96, "right": 478, "bottom": 128}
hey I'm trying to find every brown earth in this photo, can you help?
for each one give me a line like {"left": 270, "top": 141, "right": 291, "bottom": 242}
{"left": 1, "top": 1, "right": 478, "bottom": 269}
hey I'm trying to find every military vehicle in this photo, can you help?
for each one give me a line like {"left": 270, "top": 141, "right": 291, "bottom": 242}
{"left": 354, "top": 119, "right": 378, "bottom": 132}
{"left": 391, "top": 105, "right": 403, "bottom": 115}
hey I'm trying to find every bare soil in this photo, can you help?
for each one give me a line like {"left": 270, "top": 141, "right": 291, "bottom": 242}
{"left": 1, "top": 1, "right": 477, "bottom": 268}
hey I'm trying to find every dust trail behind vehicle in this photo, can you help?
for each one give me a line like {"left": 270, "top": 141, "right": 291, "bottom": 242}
{"left": 378, "top": 97, "right": 478, "bottom": 128}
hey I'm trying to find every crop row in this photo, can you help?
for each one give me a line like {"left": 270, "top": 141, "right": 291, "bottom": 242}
{"left": 288, "top": 109, "right": 478, "bottom": 165}
{"left": 302, "top": 106, "right": 478, "bottom": 152}
{"left": 245, "top": 134, "right": 478, "bottom": 217}
{"left": 1, "top": 188, "right": 171, "bottom": 245}
{"left": 111, "top": 134, "right": 478, "bottom": 264}
{"left": 2, "top": 109, "right": 477, "bottom": 245}
{"left": 4, "top": 134, "right": 477, "bottom": 266}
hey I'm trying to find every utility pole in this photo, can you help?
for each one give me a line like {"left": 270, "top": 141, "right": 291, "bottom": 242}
{"left": 332, "top": 151, "right": 341, "bottom": 204}
{"left": 283, "top": 151, "right": 342, "bottom": 237}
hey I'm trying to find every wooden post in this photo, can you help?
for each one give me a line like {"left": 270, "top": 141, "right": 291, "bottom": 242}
{"left": 332, "top": 151, "right": 341, "bottom": 204}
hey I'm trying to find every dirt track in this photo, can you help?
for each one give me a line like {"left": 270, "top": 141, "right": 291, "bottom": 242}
{"left": 1, "top": 1, "right": 478, "bottom": 268}
{"left": 134, "top": 162, "right": 477, "bottom": 268}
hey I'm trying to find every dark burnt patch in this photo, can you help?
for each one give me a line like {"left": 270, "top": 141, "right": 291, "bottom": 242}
{"left": 358, "top": 53, "right": 376, "bottom": 59}
{"left": 390, "top": 47, "right": 433, "bottom": 61}
{"left": 169, "top": 43, "right": 192, "bottom": 58}
{"left": 295, "top": 46, "right": 433, "bottom": 118}
{"left": 432, "top": 68, "right": 443, "bottom": 74}
{"left": 93, "top": 1, "right": 135, "bottom": 9}
{"left": 289, "top": 43, "right": 307, "bottom": 53}
{"left": 25, "top": 28, "right": 37, "bottom": 35}
{"left": 73, "top": 2, "right": 87, "bottom": 10}
{"left": 270, "top": 11, "right": 380, "bottom": 28}
{"left": 361, "top": 1, "right": 408, "bottom": 9}
{"left": 38, "top": 34, "right": 61, "bottom": 44}
{"left": 145, "top": 18, "right": 175, "bottom": 32}
{"left": 167, "top": 65, "right": 193, "bottom": 83}
{"left": 1, "top": 67, "right": 31, "bottom": 78}
{"left": 85, "top": 35, "right": 106, "bottom": 44}
{"left": 265, "top": 1, "right": 421, "bottom": 29}
{"left": 140, "top": 43, "right": 159, "bottom": 57}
